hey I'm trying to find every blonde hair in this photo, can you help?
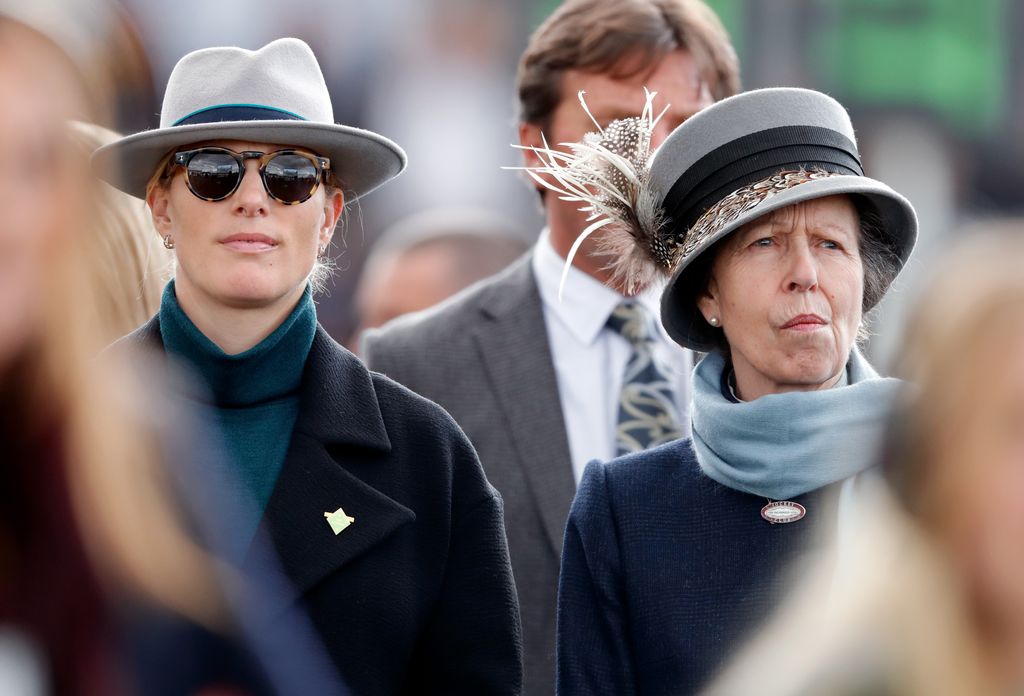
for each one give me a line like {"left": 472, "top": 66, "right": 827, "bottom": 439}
{"left": 72, "top": 120, "right": 171, "bottom": 341}
{"left": 1, "top": 16, "right": 229, "bottom": 631}
{"left": 887, "top": 231, "right": 1024, "bottom": 530}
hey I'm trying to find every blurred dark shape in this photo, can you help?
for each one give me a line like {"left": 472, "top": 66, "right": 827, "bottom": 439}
{"left": 350, "top": 207, "right": 528, "bottom": 347}
{"left": 708, "top": 230, "right": 1024, "bottom": 696}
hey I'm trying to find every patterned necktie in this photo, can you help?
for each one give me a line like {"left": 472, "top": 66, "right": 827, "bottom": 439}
{"left": 606, "top": 302, "right": 683, "bottom": 456}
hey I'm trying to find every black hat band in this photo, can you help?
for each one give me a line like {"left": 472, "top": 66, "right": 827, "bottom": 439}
{"left": 662, "top": 125, "right": 863, "bottom": 239}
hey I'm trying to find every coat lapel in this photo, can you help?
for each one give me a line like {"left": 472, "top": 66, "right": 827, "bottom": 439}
{"left": 472, "top": 257, "right": 576, "bottom": 554}
{"left": 118, "top": 318, "right": 416, "bottom": 604}
{"left": 248, "top": 328, "right": 415, "bottom": 600}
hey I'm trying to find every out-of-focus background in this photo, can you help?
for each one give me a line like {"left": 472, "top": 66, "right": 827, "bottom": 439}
{"left": 101, "top": 0, "right": 1022, "bottom": 365}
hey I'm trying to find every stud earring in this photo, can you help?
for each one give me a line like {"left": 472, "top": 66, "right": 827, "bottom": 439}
{"left": 162, "top": 235, "right": 175, "bottom": 250}
{"left": 709, "top": 316, "right": 720, "bottom": 327}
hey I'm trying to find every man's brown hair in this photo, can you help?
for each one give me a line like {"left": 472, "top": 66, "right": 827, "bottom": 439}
{"left": 517, "top": 0, "right": 740, "bottom": 129}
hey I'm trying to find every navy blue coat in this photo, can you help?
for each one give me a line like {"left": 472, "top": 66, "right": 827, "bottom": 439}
{"left": 556, "top": 439, "right": 839, "bottom": 696}
{"left": 122, "top": 318, "right": 523, "bottom": 695}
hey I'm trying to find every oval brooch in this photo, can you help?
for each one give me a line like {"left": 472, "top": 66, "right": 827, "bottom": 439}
{"left": 761, "top": 501, "right": 806, "bottom": 524}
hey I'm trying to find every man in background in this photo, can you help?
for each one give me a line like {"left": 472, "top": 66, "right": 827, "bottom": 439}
{"left": 364, "top": 2, "right": 740, "bottom": 692}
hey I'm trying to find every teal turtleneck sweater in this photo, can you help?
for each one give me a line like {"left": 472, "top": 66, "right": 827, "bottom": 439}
{"left": 159, "top": 280, "right": 316, "bottom": 545}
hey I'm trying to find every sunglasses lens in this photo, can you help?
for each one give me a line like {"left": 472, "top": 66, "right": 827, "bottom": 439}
{"left": 185, "top": 151, "right": 240, "bottom": 200}
{"left": 263, "top": 153, "right": 320, "bottom": 203}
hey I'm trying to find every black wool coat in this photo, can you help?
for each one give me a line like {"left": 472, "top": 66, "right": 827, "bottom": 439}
{"left": 122, "top": 317, "right": 524, "bottom": 695}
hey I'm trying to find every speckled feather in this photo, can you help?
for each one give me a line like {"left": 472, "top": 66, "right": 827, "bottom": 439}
{"left": 507, "top": 89, "right": 676, "bottom": 297}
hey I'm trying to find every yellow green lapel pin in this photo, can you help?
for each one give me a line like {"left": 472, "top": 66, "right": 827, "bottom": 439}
{"left": 324, "top": 507, "right": 355, "bottom": 535}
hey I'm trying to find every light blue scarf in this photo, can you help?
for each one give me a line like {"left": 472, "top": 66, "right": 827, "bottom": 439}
{"left": 691, "top": 349, "right": 903, "bottom": 500}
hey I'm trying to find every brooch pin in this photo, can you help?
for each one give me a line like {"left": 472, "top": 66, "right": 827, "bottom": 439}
{"left": 761, "top": 501, "right": 806, "bottom": 524}
{"left": 324, "top": 507, "right": 355, "bottom": 535}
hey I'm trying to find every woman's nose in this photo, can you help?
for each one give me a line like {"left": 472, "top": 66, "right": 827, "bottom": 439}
{"left": 784, "top": 240, "right": 819, "bottom": 292}
{"left": 233, "top": 160, "right": 268, "bottom": 215}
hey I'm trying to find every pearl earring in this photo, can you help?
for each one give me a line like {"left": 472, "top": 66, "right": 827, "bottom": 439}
{"left": 162, "top": 235, "right": 175, "bottom": 250}
{"left": 709, "top": 316, "right": 720, "bottom": 327}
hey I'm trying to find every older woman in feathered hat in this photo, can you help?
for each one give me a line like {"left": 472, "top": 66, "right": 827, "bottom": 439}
{"left": 95, "top": 38, "right": 522, "bottom": 695}
{"left": 528, "top": 88, "right": 917, "bottom": 695}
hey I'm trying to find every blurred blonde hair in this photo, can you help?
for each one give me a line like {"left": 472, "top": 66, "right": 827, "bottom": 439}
{"left": 707, "top": 232, "right": 1024, "bottom": 696}
{"left": 1, "top": 15, "right": 229, "bottom": 632}
{"left": 71, "top": 120, "right": 170, "bottom": 341}
{"left": 887, "top": 231, "right": 1024, "bottom": 533}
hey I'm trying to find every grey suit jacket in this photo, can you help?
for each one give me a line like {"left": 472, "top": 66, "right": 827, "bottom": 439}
{"left": 363, "top": 253, "right": 574, "bottom": 696}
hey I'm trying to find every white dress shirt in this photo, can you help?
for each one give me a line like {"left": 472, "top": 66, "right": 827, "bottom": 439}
{"left": 531, "top": 230, "right": 692, "bottom": 484}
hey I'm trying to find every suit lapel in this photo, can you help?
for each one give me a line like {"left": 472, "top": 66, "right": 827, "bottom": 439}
{"left": 473, "top": 257, "right": 576, "bottom": 554}
{"left": 247, "top": 328, "right": 414, "bottom": 601}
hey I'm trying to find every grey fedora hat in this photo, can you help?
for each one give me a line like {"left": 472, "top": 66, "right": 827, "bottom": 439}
{"left": 649, "top": 88, "right": 917, "bottom": 351}
{"left": 93, "top": 37, "right": 406, "bottom": 201}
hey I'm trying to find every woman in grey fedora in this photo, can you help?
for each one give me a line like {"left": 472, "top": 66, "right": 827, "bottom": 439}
{"left": 529, "top": 88, "right": 917, "bottom": 695}
{"left": 95, "top": 38, "right": 522, "bottom": 695}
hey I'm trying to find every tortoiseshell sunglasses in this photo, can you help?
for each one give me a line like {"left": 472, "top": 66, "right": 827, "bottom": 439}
{"left": 172, "top": 147, "right": 331, "bottom": 205}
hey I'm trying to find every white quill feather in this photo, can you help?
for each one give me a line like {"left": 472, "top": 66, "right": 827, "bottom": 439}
{"left": 505, "top": 88, "right": 676, "bottom": 299}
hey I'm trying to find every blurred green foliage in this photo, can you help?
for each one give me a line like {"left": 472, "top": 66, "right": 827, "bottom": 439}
{"left": 708, "top": 0, "right": 1008, "bottom": 136}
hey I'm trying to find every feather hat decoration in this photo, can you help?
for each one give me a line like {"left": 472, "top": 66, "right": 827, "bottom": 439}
{"left": 508, "top": 88, "right": 676, "bottom": 298}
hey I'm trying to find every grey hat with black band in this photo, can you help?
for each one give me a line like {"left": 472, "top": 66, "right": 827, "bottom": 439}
{"left": 93, "top": 37, "right": 406, "bottom": 201}
{"left": 649, "top": 88, "right": 917, "bottom": 352}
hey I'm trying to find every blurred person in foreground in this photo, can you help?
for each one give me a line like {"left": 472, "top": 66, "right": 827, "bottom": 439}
{"left": 351, "top": 207, "right": 528, "bottom": 344}
{"left": 543, "top": 88, "right": 917, "bottom": 694}
{"left": 94, "top": 37, "right": 522, "bottom": 695}
{"left": 0, "top": 10, "right": 329, "bottom": 695}
{"left": 707, "top": 231, "right": 1024, "bottom": 696}
{"left": 362, "top": 3, "right": 739, "bottom": 691}
{"left": 0, "top": 15, "right": 126, "bottom": 694}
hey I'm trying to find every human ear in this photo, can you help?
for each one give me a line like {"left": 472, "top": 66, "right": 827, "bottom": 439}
{"left": 517, "top": 121, "right": 549, "bottom": 191}
{"left": 320, "top": 188, "right": 344, "bottom": 247}
{"left": 696, "top": 275, "right": 722, "bottom": 327}
{"left": 147, "top": 185, "right": 173, "bottom": 236}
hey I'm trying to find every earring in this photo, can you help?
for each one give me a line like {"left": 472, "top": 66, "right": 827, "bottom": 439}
{"left": 317, "top": 243, "right": 328, "bottom": 256}
{"left": 709, "top": 316, "right": 720, "bottom": 327}
{"left": 162, "top": 235, "right": 175, "bottom": 250}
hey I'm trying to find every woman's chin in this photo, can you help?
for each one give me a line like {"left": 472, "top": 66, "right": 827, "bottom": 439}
{"left": 212, "top": 276, "right": 300, "bottom": 309}
{"left": 763, "top": 345, "right": 845, "bottom": 388}
{"left": 783, "top": 358, "right": 844, "bottom": 388}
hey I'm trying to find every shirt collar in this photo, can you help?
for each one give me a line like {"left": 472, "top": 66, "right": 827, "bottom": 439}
{"left": 531, "top": 228, "right": 670, "bottom": 346}
{"left": 532, "top": 228, "right": 625, "bottom": 346}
